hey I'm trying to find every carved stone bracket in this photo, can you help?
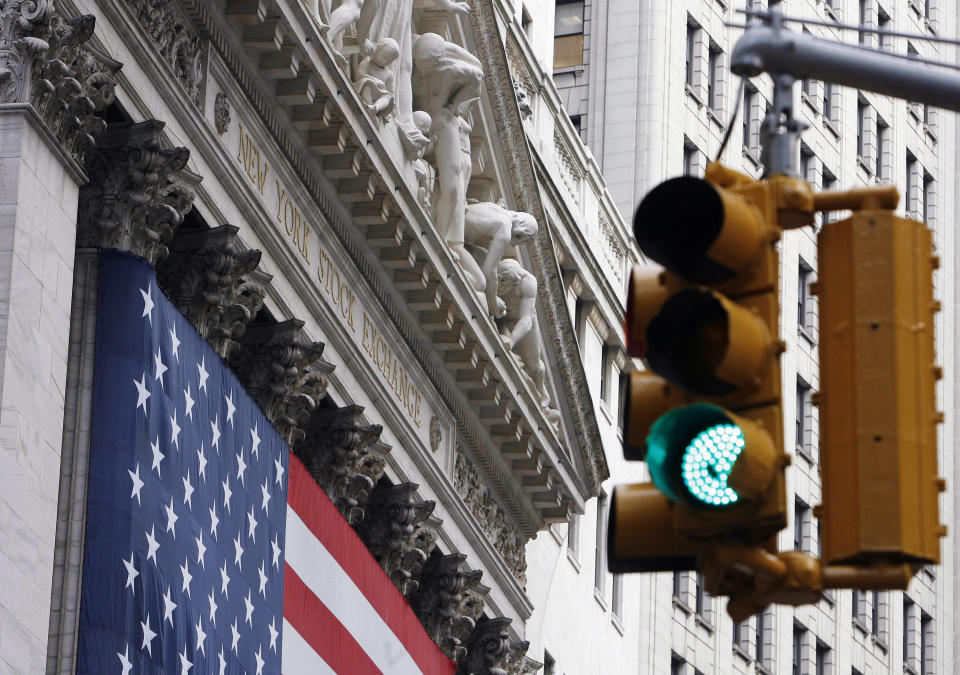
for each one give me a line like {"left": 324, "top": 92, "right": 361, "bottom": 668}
{"left": 354, "top": 482, "right": 439, "bottom": 597}
{"left": 293, "top": 403, "right": 388, "bottom": 524}
{"left": 457, "top": 616, "right": 534, "bottom": 675}
{"left": 228, "top": 319, "right": 334, "bottom": 445}
{"left": 79, "top": 120, "right": 197, "bottom": 265}
{"left": 454, "top": 450, "right": 528, "bottom": 586}
{"left": 120, "top": 0, "right": 206, "bottom": 107}
{"left": 409, "top": 553, "right": 487, "bottom": 663}
{"left": 0, "top": 0, "right": 56, "bottom": 104}
{"left": 157, "top": 224, "right": 269, "bottom": 359}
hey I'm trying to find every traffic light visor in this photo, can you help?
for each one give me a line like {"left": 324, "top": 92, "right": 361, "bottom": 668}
{"left": 634, "top": 176, "right": 766, "bottom": 284}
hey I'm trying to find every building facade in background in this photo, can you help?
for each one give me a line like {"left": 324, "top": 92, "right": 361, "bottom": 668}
{"left": 514, "top": 0, "right": 957, "bottom": 673}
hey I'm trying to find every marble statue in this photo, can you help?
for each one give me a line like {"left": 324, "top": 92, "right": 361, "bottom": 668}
{"left": 411, "top": 32, "right": 483, "bottom": 251}
{"left": 497, "top": 259, "right": 550, "bottom": 407}
{"left": 462, "top": 203, "right": 538, "bottom": 318}
{"left": 354, "top": 38, "right": 401, "bottom": 118}
{"left": 320, "top": 0, "right": 367, "bottom": 55}
{"left": 354, "top": 0, "right": 472, "bottom": 157}
{"left": 411, "top": 110, "right": 434, "bottom": 209}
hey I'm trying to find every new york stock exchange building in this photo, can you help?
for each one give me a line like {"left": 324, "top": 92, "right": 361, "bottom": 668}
{"left": 0, "top": 0, "right": 638, "bottom": 672}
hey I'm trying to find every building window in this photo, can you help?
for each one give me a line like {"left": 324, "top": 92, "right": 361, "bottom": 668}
{"left": 796, "top": 378, "right": 812, "bottom": 456}
{"left": 594, "top": 493, "right": 608, "bottom": 594}
{"left": 798, "top": 258, "right": 813, "bottom": 333}
{"left": 876, "top": 115, "right": 889, "bottom": 180}
{"left": 617, "top": 370, "right": 629, "bottom": 430}
{"left": 600, "top": 343, "right": 613, "bottom": 407}
{"left": 822, "top": 82, "right": 837, "bottom": 126}
{"left": 795, "top": 497, "right": 812, "bottom": 552}
{"left": 822, "top": 168, "right": 836, "bottom": 224}
{"left": 569, "top": 114, "right": 582, "bottom": 136}
{"left": 568, "top": 514, "right": 580, "bottom": 560}
{"left": 684, "top": 137, "right": 703, "bottom": 176}
{"left": 554, "top": 0, "right": 584, "bottom": 69}
{"left": 923, "top": 171, "right": 936, "bottom": 229}
{"left": 921, "top": 610, "right": 933, "bottom": 675}
{"left": 694, "top": 572, "right": 706, "bottom": 617}
{"left": 671, "top": 653, "right": 685, "bottom": 675}
{"left": 521, "top": 5, "right": 533, "bottom": 38}
{"left": 856, "top": 98, "right": 868, "bottom": 163}
{"left": 707, "top": 43, "right": 723, "bottom": 113}
{"left": 756, "top": 608, "right": 772, "bottom": 668}
{"left": 871, "top": 591, "right": 888, "bottom": 646}
{"left": 544, "top": 651, "right": 556, "bottom": 675}
{"left": 816, "top": 640, "right": 831, "bottom": 675}
{"left": 878, "top": 5, "right": 892, "bottom": 50}
{"left": 858, "top": 0, "right": 867, "bottom": 44}
{"left": 907, "top": 152, "right": 920, "bottom": 218}
{"left": 686, "top": 21, "right": 697, "bottom": 87}
{"left": 743, "top": 85, "right": 759, "bottom": 156}
{"left": 793, "top": 623, "right": 806, "bottom": 675}
{"left": 612, "top": 573, "right": 623, "bottom": 620}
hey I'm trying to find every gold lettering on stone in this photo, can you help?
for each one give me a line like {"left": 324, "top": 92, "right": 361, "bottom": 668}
{"left": 237, "top": 123, "right": 268, "bottom": 194}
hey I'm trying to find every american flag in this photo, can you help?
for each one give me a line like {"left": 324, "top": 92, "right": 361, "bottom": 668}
{"left": 78, "top": 251, "right": 455, "bottom": 674}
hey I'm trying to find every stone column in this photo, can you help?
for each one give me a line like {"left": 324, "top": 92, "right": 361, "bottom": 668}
{"left": 0, "top": 103, "right": 87, "bottom": 674}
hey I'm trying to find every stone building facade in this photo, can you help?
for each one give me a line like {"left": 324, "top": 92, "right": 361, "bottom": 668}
{"left": 521, "top": 0, "right": 957, "bottom": 673}
{"left": 0, "top": 0, "right": 638, "bottom": 672}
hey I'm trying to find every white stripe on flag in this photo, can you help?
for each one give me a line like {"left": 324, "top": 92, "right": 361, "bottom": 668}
{"left": 281, "top": 619, "right": 337, "bottom": 675}
{"left": 285, "top": 509, "right": 423, "bottom": 675}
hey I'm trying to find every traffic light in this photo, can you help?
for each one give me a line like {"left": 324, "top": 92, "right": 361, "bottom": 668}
{"left": 610, "top": 163, "right": 806, "bottom": 572}
{"left": 815, "top": 207, "right": 945, "bottom": 566}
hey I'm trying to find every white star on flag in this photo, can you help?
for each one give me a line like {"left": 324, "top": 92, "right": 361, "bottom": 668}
{"left": 218, "top": 648, "right": 227, "bottom": 675}
{"left": 237, "top": 448, "right": 247, "bottom": 487}
{"left": 219, "top": 562, "right": 230, "bottom": 599}
{"left": 197, "top": 443, "right": 207, "bottom": 481}
{"left": 179, "top": 645, "right": 193, "bottom": 674}
{"left": 274, "top": 456, "right": 284, "bottom": 486}
{"left": 211, "top": 414, "right": 221, "bottom": 451}
{"left": 244, "top": 590, "right": 255, "bottom": 627}
{"left": 260, "top": 479, "right": 271, "bottom": 515}
{"left": 145, "top": 526, "right": 160, "bottom": 565}
{"left": 117, "top": 645, "right": 133, "bottom": 675}
{"left": 183, "top": 471, "right": 194, "bottom": 509}
{"left": 196, "top": 532, "right": 207, "bottom": 569}
{"left": 164, "top": 497, "right": 179, "bottom": 538}
{"left": 231, "top": 619, "right": 241, "bottom": 655}
{"left": 234, "top": 534, "right": 245, "bottom": 571}
{"left": 133, "top": 373, "right": 151, "bottom": 416}
{"left": 128, "top": 464, "right": 144, "bottom": 505}
{"left": 251, "top": 424, "right": 261, "bottom": 459}
{"left": 170, "top": 410, "right": 181, "bottom": 450}
{"left": 197, "top": 356, "right": 209, "bottom": 394}
{"left": 180, "top": 557, "right": 193, "bottom": 598}
{"left": 208, "top": 589, "right": 218, "bottom": 628}
{"left": 140, "top": 613, "right": 157, "bottom": 656}
{"left": 195, "top": 617, "right": 207, "bottom": 657}
{"left": 268, "top": 617, "right": 279, "bottom": 653}
{"left": 247, "top": 506, "right": 257, "bottom": 543}
{"left": 154, "top": 347, "right": 167, "bottom": 388}
{"left": 225, "top": 390, "right": 236, "bottom": 427}
{"left": 222, "top": 477, "right": 233, "bottom": 514}
{"left": 184, "top": 382, "right": 195, "bottom": 420}
{"left": 271, "top": 534, "right": 282, "bottom": 571}
{"left": 140, "top": 285, "right": 154, "bottom": 325}
{"left": 122, "top": 552, "right": 139, "bottom": 595}
{"left": 255, "top": 645, "right": 265, "bottom": 675}
{"left": 209, "top": 505, "right": 220, "bottom": 540}
{"left": 150, "top": 436, "right": 164, "bottom": 476}
{"left": 162, "top": 585, "right": 177, "bottom": 626}
{"left": 258, "top": 563, "right": 268, "bottom": 598}
{"left": 170, "top": 324, "right": 180, "bottom": 363}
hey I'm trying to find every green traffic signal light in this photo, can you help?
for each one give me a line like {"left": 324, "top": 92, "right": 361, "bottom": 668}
{"left": 646, "top": 403, "right": 775, "bottom": 510}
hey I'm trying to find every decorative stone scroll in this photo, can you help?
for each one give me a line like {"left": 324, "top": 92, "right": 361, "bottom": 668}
{"left": 228, "top": 319, "right": 334, "bottom": 445}
{"left": 79, "top": 120, "right": 198, "bottom": 265}
{"left": 156, "top": 224, "right": 269, "bottom": 359}
{"left": 120, "top": 0, "right": 205, "bottom": 106}
{"left": 1, "top": 0, "right": 57, "bottom": 104}
{"left": 457, "top": 616, "right": 535, "bottom": 675}
{"left": 354, "top": 482, "right": 439, "bottom": 596}
{"left": 454, "top": 450, "right": 528, "bottom": 585}
{"left": 408, "top": 553, "right": 487, "bottom": 663}
{"left": 293, "top": 403, "right": 389, "bottom": 525}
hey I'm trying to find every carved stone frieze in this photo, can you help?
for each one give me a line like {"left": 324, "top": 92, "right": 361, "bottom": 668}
{"left": 454, "top": 450, "right": 528, "bottom": 586}
{"left": 79, "top": 120, "right": 197, "bottom": 265}
{"left": 513, "top": 82, "right": 532, "bottom": 119}
{"left": 0, "top": 0, "right": 55, "bottom": 104}
{"left": 409, "top": 553, "right": 487, "bottom": 663}
{"left": 156, "top": 224, "right": 269, "bottom": 359}
{"left": 228, "top": 319, "right": 334, "bottom": 445}
{"left": 457, "top": 616, "right": 533, "bottom": 675}
{"left": 354, "top": 482, "right": 439, "bottom": 596}
{"left": 214, "top": 91, "right": 230, "bottom": 134}
{"left": 293, "top": 403, "right": 388, "bottom": 525}
{"left": 121, "top": 0, "right": 205, "bottom": 106}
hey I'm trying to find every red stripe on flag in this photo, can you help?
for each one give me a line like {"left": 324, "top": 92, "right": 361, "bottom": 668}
{"left": 286, "top": 455, "right": 456, "bottom": 675}
{"left": 283, "top": 565, "right": 382, "bottom": 674}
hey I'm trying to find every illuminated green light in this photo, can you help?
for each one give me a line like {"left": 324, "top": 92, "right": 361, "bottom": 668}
{"left": 680, "top": 423, "right": 745, "bottom": 507}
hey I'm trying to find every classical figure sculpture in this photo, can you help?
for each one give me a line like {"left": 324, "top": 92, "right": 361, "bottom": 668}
{"left": 411, "top": 110, "right": 435, "bottom": 209}
{"left": 320, "top": 0, "right": 366, "bottom": 55}
{"left": 462, "top": 203, "right": 538, "bottom": 317}
{"left": 411, "top": 33, "right": 483, "bottom": 251}
{"left": 496, "top": 260, "right": 550, "bottom": 407}
{"left": 354, "top": 38, "right": 400, "bottom": 118}
{"left": 354, "top": 0, "right": 472, "bottom": 156}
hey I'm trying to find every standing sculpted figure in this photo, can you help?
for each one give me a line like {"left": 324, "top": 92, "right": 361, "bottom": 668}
{"left": 354, "top": 38, "right": 400, "bottom": 117}
{"left": 320, "top": 0, "right": 366, "bottom": 55}
{"left": 462, "top": 203, "right": 538, "bottom": 317}
{"left": 411, "top": 32, "right": 484, "bottom": 251}
{"left": 355, "top": 0, "right": 472, "bottom": 156}
{"left": 497, "top": 260, "right": 550, "bottom": 407}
